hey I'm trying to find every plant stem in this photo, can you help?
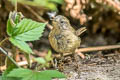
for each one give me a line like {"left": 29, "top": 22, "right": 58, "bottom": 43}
{"left": 0, "top": 38, "right": 20, "bottom": 68}
{"left": 15, "top": 0, "right": 17, "bottom": 11}
{"left": 0, "top": 37, "right": 9, "bottom": 46}
{"left": 0, "top": 47, "right": 20, "bottom": 68}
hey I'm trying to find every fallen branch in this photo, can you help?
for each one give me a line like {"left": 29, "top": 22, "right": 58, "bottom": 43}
{"left": 76, "top": 45, "right": 120, "bottom": 52}
{"left": 53, "top": 45, "right": 120, "bottom": 58}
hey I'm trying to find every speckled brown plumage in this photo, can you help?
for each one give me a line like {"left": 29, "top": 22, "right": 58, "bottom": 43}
{"left": 49, "top": 15, "right": 86, "bottom": 53}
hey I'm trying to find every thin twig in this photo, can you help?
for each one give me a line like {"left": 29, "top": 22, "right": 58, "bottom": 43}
{"left": 0, "top": 37, "right": 9, "bottom": 46}
{"left": 0, "top": 47, "right": 20, "bottom": 68}
{"left": 22, "top": 5, "right": 53, "bottom": 30}
{"left": 76, "top": 45, "right": 120, "bottom": 52}
{"left": 17, "top": 60, "right": 33, "bottom": 66}
{"left": 53, "top": 45, "right": 120, "bottom": 58}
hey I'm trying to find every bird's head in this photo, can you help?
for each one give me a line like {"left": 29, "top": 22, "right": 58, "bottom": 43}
{"left": 52, "top": 15, "right": 71, "bottom": 30}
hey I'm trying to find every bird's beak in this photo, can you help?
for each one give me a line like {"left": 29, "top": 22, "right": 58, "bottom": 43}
{"left": 50, "top": 16, "right": 55, "bottom": 20}
{"left": 47, "top": 11, "right": 57, "bottom": 20}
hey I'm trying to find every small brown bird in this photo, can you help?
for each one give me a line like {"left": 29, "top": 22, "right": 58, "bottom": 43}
{"left": 49, "top": 15, "right": 86, "bottom": 55}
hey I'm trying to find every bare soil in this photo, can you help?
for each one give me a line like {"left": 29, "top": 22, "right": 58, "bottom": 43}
{"left": 59, "top": 51, "right": 120, "bottom": 80}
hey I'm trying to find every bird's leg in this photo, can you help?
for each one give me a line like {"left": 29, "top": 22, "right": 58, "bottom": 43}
{"left": 52, "top": 58, "right": 58, "bottom": 69}
{"left": 73, "top": 53, "right": 80, "bottom": 68}
{"left": 52, "top": 53, "right": 64, "bottom": 69}
{"left": 60, "top": 53, "right": 64, "bottom": 62}
{"left": 75, "top": 49, "right": 85, "bottom": 59}
{"left": 75, "top": 27, "right": 87, "bottom": 36}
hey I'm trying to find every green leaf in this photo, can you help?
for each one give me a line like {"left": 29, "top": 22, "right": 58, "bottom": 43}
{"left": 34, "top": 57, "right": 46, "bottom": 64}
{"left": 9, "top": 11, "right": 21, "bottom": 25}
{"left": 9, "top": 37, "right": 33, "bottom": 54}
{"left": 7, "top": 68, "right": 65, "bottom": 80}
{"left": 41, "top": 70, "right": 65, "bottom": 78}
{"left": 7, "top": 68, "right": 32, "bottom": 78}
{"left": 45, "top": 50, "right": 52, "bottom": 62}
{"left": 2, "top": 65, "right": 20, "bottom": 80}
{"left": 14, "top": 13, "right": 21, "bottom": 24}
{"left": 7, "top": 19, "right": 14, "bottom": 36}
{"left": 12, "top": 19, "right": 46, "bottom": 41}
{"left": 7, "top": 11, "right": 24, "bottom": 36}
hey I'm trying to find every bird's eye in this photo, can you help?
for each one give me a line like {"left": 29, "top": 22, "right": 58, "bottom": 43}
{"left": 60, "top": 20, "right": 64, "bottom": 24}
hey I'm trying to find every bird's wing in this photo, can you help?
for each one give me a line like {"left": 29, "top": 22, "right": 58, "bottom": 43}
{"left": 75, "top": 27, "right": 87, "bottom": 36}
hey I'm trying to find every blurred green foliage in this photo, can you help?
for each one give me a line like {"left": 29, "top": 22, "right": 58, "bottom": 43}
{"left": 9, "top": 0, "right": 64, "bottom": 10}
